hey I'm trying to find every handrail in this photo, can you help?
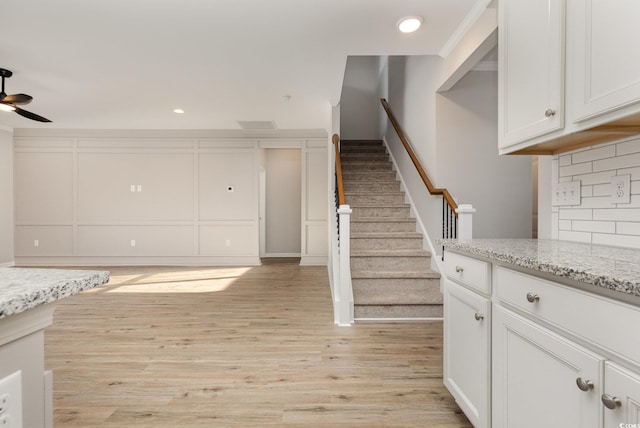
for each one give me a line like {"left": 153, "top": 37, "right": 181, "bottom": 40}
{"left": 333, "top": 133, "right": 346, "bottom": 206}
{"left": 380, "top": 98, "right": 458, "bottom": 217}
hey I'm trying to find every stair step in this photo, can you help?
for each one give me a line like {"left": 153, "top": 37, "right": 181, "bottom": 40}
{"left": 351, "top": 205, "right": 411, "bottom": 219}
{"left": 344, "top": 182, "right": 400, "bottom": 192}
{"left": 342, "top": 171, "right": 397, "bottom": 181}
{"left": 352, "top": 276, "right": 442, "bottom": 305}
{"left": 341, "top": 162, "right": 392, "bottom": 171}
{"left": 351, "top": 234, "right": 423, "bottom": 250}
{"left": 341, "top": 152, "right": 389, "bottom": 161}
{"left": 354, "top": 304, "right": 443, "bottom": 319}
{"left": 345, "top": 193, "right": 406, "bottom": 205}
{"left": 350, "top": 249, "right": 432, "bottom": 272}
{"left": 340, "top": 146, "right": 386, "bottom": 154}
{"left": 351, "top": 218, "right": 417, "bottom": 233}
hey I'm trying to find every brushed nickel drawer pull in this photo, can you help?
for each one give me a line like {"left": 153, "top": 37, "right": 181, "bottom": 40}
{"left": 455, "top": 266, "right": 464, "bottom": 273}
{"left": 601, "top": 394, "right": 621, "bottom": 410}
{"left": 474, "top": 312, "right": 484, "bottom": 321}
{"left": 526, "top": 292, "right": 540, "bottom": 303}
{"left": 576, "top": 377, "right": 594, "bottom": 392}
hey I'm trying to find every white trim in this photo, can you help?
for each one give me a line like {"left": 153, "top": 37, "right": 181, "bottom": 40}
{"left": 13, "top": 256, "right": 262, "bottom": 266}
{"left": 0, "top": 303, "right": 56, "bottom": 346}
{"left": 472, "top": 60, "right": 498, "bottom": 72}
{"left": 299, "top": 256, "right": 328, "bottom": 266}
{"left": 0, "top": 261, "right": 15, "bottom": 268}
{"left": 438, "top": 0, "right": 494, "bottom": 59}
{"left": 355, "top": 317, "right": 444, "bottom": 322}
{"left": 263, "top": 252, "right": 301, "bottom": 258}
{"left": 14, "top": 128, "right": 328, "bottom": 139}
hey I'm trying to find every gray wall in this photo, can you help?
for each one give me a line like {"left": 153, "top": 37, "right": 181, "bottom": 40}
{"left": 340, "top": 56, "right": 381, "bottom": 140}
{"left": 0, "top": 128, "right": 13, "bottom": 265}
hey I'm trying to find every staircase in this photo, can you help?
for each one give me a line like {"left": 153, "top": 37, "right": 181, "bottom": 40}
{"left": 340, "top": 140, "right": 443, "bottom": 320}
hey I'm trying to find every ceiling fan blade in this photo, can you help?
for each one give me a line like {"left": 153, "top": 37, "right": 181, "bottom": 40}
{"left": 3, "top": 94, "right": 32, "bottom": 105}
{"left": 14, "top": 106, "right": 52, "bottom": 123}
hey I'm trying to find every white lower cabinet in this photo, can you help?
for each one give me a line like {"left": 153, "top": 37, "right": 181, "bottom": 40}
{"left": 444, "top": 279, "right": 491, "bottom": 428}
{"left": 492, "top": 306, "right": 602, "bottom": 428}
{"left": 603, "top": 362, "right": 640, "bottom": 426}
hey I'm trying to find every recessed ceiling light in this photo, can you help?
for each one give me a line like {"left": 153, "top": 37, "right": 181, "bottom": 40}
{"left": 398, "top": 16, "right": 423, "bottom": 33}
{"left": 173, "top": 108, "right": 185, "bottom": 114}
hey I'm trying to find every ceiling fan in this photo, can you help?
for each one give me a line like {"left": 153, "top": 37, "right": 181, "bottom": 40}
{"left": 0, "top": 68, "right": 51, "bottom": 122}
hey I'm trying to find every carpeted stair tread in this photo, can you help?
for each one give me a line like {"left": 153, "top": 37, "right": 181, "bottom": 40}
{"left": 351, "top": 248, "right": 432, "bottom": 257}
{"left": 351, "top": 269, "right": 441, "bottom": 279}
{"left": 351, "top": 231, "right": 423, "bottom": 238}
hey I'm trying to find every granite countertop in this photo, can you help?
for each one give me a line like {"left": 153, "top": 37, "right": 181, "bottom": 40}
{"left": 0, "top": 267, "right": 110, "bottom": 319}
{"left": 440, "top": 239, "right": 640, "bottom": 299}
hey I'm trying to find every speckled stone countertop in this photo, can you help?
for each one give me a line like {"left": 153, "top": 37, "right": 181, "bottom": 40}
{"left": 0, "top": 267, "right": 110, "bottom": 319}
{"left": 440, "top": 239, "right": 640, "bottom": 299}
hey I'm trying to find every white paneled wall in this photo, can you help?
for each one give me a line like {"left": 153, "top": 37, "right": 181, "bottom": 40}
{"left": 13, "top": 131, "right": 328, "bottom": 265}
{"left": 552, "top": 137, "right": 640, "bottom": 248}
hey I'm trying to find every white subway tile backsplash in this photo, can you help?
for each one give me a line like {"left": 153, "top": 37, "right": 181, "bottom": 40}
{"left": 617, "top": 222, "right": 640, "bottom": 236}
{"left": 558, "top": 230, "right": 591, "bottom": 243}
{"left": 616, "top": 138, "right": 640, "bottom": 156}
{"left": 592, "top": 208, "right": 640, "bottom": 221}
{"left": 559, "top": 209, "right": 592, "bottom": 220}
{"left": 551, "top": 136, "right": 640, "bottom": 249}
{"left": 560, "top": 162, "right": 592, "bottom": 177}
{"left": 571, "top": 220, "right": 616, "bottom": 233}
{"left": 572, "top": 145, "right": 616, "bottom": 163}
{"left": 593, "top": 152, "right": 640, "bottom": 172}
{"left": 573, "top": 171, "right": 615, "bottom": 186}
{"left": 592, "top": 233, "right": 640, "bottom": 249}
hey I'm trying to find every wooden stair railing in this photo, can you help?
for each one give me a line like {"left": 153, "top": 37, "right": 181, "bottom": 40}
{"left": 380, "top": 98, "right": 458, "bottom": 240}
{"left": 333, "top": 133, "right": 346, "bottom": 206}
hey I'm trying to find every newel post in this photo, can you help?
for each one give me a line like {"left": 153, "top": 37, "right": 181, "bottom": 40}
{"left": 337, "top": 204, "right": 354, "bottom": 326}
{"left": 455, "top": 204, "right": 475, "bottom": 243}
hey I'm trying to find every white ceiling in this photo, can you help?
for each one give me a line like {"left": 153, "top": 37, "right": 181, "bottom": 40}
{"left": 0, "top": 0, "right": 483, "bottom": 131}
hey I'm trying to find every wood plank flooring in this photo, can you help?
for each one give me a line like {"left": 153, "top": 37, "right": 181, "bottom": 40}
{"left": 44, "top": 260, "right": 472, "bottom": 427}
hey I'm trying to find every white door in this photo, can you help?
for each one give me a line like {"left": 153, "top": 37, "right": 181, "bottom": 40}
{"left": 603, "top": 361, "right": 640, "bottom": 426}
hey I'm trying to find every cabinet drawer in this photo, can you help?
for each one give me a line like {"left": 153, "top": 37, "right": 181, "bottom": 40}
{"left": 444, "top": 252, "right": 491, "bottom": 294}
{"left": 496, "top": 267, "right": 640, "bottom": 365}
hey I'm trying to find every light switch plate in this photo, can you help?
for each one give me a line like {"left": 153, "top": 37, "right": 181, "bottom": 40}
{"left": 552, "top": 181, "right": 581, "bottom": 206}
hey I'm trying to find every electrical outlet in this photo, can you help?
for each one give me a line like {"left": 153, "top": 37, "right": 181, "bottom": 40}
{"left": 225, "top": 239, "right": 231, "bottom": 247}
{"left": 130, "top": 239, "right": 136, "bottom": 247}
{"left": 552, "top": 181, "right": 581, "bottom": 206}
{"left": 33, "top": 239, "right": 39, "bottom": 247}
{"left": 130, "top": 184, "right": 136, "bottom": 192}
{"left": 136, "top": 184, "right": 143, "bottom": 192}
{"left": 610, "top": 174, "right": 631, "bottom": 204}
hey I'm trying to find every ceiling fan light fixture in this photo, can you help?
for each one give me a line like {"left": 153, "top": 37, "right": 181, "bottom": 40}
{"left": 398, "top": 16, "right": 423, "bottom": 33}
{"left": 0, "top": 103, "right": 16, "bottom": 112}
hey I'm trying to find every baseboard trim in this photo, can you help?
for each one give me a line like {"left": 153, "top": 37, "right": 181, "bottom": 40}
{"left": 13, "top": 256, "right": 263, "bottom": 267}
{"left": 355, "top": 317, "right": 444, "bottom": 323}
{"left": 0, "top": 261, "right": 16, "bottom": 268}
{"left": 299, "top": 256, "right": 328, "bottom": 266}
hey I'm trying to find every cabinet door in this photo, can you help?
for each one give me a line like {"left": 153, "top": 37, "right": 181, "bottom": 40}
{"left": 603, "top": 362, "right": 640, "bottom": 426}
{"left": 444, "top": 280, "right": 491, "bottom": 428}
{"left": 498, "top": 0, "right": 565, "bottom": 148}
{"left": 492, "top": 306, "right": 602, "bottom": 428}
{"left": 572, "top": 0, "right": 640, "bottom": 123}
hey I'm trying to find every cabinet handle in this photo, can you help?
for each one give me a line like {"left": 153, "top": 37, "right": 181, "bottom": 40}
{"left": 576, "top": 377, "right": 594, "bottom": 392}
{"left": 474, "top": 312, "right": 484, "bottom": 321}
{"left": 545, "top": 108, "right": 556, "bottom": 117}
{"left": 455, "top": 266, "right": 464, "bottom": 273}
{"left": 526, "top": 292, "right": 540, "bottom": 303}
{"left": 601, "top": 394, "right": 622, "bottom": 410}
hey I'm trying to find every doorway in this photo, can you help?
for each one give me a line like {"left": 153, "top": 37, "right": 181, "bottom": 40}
{"left": 259, "top": 149, "right": 301, "bottom": 258}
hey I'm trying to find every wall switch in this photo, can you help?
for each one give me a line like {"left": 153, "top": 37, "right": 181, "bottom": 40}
{"left": 130, "top": 239, "right": 136, "bottom": 247}
{"left": 0, "top": 371, "right": 22, "bottom": 428}
{"left": 552, "top": 181, "right": 581, "bottom": 206}
{"left": 130, "top": 184, "right": 136, "bottom": 192}
{"left": 610, "top": 174, "right": 631, "bottom": 204}
{"left": 33, "top": 239, "right": 39, "bottom": 247}
{"left": 227, "top": 186, "right": 234, "bottom": 192}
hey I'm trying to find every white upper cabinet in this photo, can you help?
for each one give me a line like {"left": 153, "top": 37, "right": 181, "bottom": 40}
{"left": 498, "top": 0, "right": 565, "bottom": 150}
{"left": 572, "top": 0, "right": 640, "bottom": 124}
{"left": 499, "top": 0, "right": 640, "bottom": 154}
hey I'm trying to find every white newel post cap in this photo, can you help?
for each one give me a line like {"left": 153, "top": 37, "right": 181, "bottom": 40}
{"left": 455, "top": 204, "right": 475, "bottom": 243}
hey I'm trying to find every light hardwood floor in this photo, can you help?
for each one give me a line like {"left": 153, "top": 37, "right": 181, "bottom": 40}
{"left": 44, "top": 260, "right": 472, "bottom": 427}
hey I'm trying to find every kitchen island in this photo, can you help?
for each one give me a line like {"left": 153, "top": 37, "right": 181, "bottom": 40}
{"left": 439, "top": 239, "right": 640, "bottom": 428}
{"left": 0, "top": 267, "right": 109, "bottom": 428}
